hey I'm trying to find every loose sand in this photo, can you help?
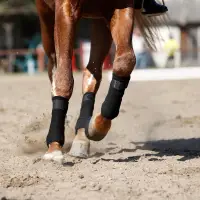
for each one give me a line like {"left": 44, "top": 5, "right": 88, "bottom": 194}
{"left": 0, "top": 72, "right": 200, "bottom": 200}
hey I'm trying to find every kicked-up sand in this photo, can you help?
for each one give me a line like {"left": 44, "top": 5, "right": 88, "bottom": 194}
{"left": 0, "top": 72, "right": 200, "bottom": 200}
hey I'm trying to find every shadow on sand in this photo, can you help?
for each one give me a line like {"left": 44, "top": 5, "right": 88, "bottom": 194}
{"left": 134, "top": 137, "right": 200, "bottom": 162}
{"left": 92, "top": 138, "right": 200, "bottom": 164}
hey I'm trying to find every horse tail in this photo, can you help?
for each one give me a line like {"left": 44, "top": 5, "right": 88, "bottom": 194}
{"left": 134, "top": 10, "right": 168, "bottom": 50}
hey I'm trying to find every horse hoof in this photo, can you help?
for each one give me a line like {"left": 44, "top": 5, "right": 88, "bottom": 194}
{"left": 69, "top": 128, "right": 90, "bottom": 158}
{"left": 88, "top": 114, "right": 111, "bottom": 141}
{"left": 43, "top": 150, "right": 64, "bottom": 164}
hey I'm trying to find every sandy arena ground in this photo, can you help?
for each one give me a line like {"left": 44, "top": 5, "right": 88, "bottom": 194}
{"left": 0, "top": 72, "right": 200, "bottom": 200}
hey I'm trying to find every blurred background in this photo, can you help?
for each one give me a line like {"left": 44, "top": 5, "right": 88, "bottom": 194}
{"left": 0, "top": 0, "right": 198, "bottom": 74}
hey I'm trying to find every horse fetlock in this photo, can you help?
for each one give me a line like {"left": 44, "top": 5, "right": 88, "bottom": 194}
{"left": 101, "top": 73, "right": 130, "bottom": 120}
{"left": 87, "top": 114, "right": 111, "bottom": 141}
{"left": 46, "top": 96, "right": 69, "bottom": 147}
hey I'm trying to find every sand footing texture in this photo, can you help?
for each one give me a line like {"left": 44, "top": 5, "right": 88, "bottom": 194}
{"left": 1, "top": 73, "right": 200, "bottom": 200}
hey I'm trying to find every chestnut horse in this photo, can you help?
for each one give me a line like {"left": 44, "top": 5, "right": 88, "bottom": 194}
{"left": 36, "top": 0, "right": 162, "bottom": 163}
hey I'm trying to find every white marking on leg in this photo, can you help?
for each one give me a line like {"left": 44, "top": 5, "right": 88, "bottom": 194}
{"left": 52, "top": 66, "right": 57, "bottom": 96}
{"left": 50, "top": 53, "right": 58, "bottom": 96}
{"left": 52, "top": 75, "right": 57, "bottom": 96}
{"left": 43, "top": 150, "right": 64, "bottom": 164}
{"left": 51, "top": 53, "right": 57, "bottom": 96}
{"left": 87, "top": 74, "right": 94, "bottom": 85}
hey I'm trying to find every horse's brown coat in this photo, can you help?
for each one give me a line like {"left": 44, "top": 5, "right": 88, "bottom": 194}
{"left": 35, "top": 0, "right": 149, "bottom": 154}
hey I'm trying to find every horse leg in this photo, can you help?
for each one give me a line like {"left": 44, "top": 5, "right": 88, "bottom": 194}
{"left": 88, "top": 7, "right": 136, "bottom": 141}
{"left": 40, "top": 0, "right": 80, "bottom": 163}
{"left": 36, "top": 0, "right": 61, "bottom": 161}
{"left": 36, "top": 0, "right": 55, "bottom": 83}
{"left": 69, "top": 19, "right": 112, "bottom": 158}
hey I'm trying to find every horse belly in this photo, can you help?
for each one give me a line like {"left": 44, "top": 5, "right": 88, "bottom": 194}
{"left": 82, "top": 0, "right": 114, "bottom": 18}
{"left": 43, "top": 0, "right": 114, "bottom": 18}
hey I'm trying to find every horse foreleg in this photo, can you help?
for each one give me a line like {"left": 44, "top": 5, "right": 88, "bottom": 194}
{"left": 36, "top": 0, "right": 62, "bottom": 162}
{"left": 88, "top": 7, "right": 136, "bottom": 141}
{"left": 69, "top": 19, "right": 112, "bottom": 158}
{"left": 42, "top": 0, "right": 80, "bottom": 163}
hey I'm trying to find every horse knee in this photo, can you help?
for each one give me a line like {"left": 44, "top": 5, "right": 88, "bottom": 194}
{"left": 113, "top": 50, "right": 136, "bottom": 77}
{"left": 49, "top": 64, "right": 74, "bottom": 98}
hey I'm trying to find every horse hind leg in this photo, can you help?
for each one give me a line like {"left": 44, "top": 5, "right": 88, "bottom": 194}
{"left": 87, "top": 7, "right": 136, "bottom": 141}
{"left": 69, "top": 18, "right": 112, "bottom": 158}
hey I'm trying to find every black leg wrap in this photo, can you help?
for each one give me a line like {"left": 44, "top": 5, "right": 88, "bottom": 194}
{"left": 75, "top": 92, "right": 95, "bottom": 136}
{"left": 46, "top": 96, "right": 69, "bottom": 147}
{"left": 101, "top": 73, "right": 130, "bottom": 120}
